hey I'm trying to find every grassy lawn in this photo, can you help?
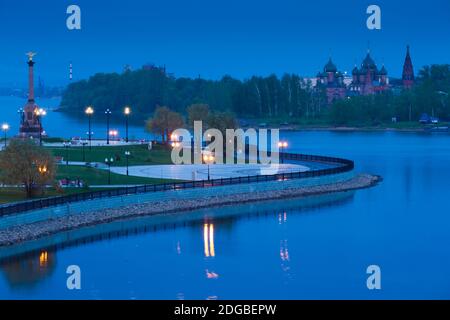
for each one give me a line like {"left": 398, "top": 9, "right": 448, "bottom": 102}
{"left": 56, "top": 165, "right": 177, "bottom": 186}
{"left": 47, "top": 143, "right": 173, "bottom": 166}
{"left": 0, "top": 165, "right": 178, "bottom": 204}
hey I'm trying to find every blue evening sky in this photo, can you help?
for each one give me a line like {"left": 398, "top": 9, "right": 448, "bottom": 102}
{"left": 0, "top": 0, "right": 449, "bottom": 86}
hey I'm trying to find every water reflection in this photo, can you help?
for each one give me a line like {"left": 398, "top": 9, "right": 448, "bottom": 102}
{"left": 0, "top": 250, "right": 56, "bottom": 287}
{"left": 0, "top": 192, "right": 354, "bottom": 290}
{"left": 203, "top": 223, "right": 215, "bottom": 258}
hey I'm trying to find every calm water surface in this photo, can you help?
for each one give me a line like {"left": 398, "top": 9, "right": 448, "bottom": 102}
{"left": 0, "top": 96, "right": 150, "bottom": 140}
{"left": 1, "top": 95, "right": 450, "bottom": 299}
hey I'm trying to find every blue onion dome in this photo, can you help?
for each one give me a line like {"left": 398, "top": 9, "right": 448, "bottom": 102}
{"left": 352, "top": 65, "right": 359, "bottom": 75}
{"left": 379, "top": 65, "right": 387, "bottom": 75}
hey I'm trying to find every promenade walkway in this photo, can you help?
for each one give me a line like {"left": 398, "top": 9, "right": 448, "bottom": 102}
{"left": 110, "top": 163, "right": 309, "bottom": 181}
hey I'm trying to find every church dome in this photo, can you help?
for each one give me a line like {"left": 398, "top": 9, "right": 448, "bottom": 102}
{"left": 362, "top": 52, "right": 376, "bottom": 68}
{"left": 324, "top": 58, "right": 337, "bottom": 73}
{"left": 379, "top": 65, "right": 387, "bottom": 75}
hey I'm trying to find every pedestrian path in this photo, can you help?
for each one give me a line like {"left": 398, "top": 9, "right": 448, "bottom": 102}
{"left": 110, "top": 163, "right": 309, "bottom": 181}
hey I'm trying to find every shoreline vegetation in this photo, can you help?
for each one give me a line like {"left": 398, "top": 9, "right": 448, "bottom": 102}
{"left": 0, "top": 173, "right": 380, "bottom": 247}
{"left": 58, "top": 64, "right": 450, "bottom": 131}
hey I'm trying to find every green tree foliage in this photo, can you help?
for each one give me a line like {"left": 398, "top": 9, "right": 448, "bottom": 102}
{"left": 60, "top": 68, "right": 315, "bottom": 119}
{"left": 0, "top": 139, "right": 56, "bottom": 197}
{"left": 145, "top": 106, "right": 184, "bottom": 142}
{"left": 187, "top": 104, "right": 210, "bottom": 128}
{"left": 61, "top": 64, "right": 450, "bottom": 125}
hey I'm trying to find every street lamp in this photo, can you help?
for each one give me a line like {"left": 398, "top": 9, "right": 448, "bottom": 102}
{"left": 203, "top": 154, "right": 215, "bottom": 181}
{"left": 17, "top": 108, "right": 24, "bottom": 125}
{"left": 125, "top": 151, "right": 131, "bottom": 176}
{"left": 105, "top": 157, "right": 114, "bottom": 185}
{"left": 437, "top": 91, "right": 448, "bottom": 116}
{"left": 278, "top": 141, "right": 288, "bottom": 164}
{"left": 124, "top": 106, "right": 131, "bottom": 143}
{"left": 81, "top": 141, "right": 88, "bottom": 162}
{"left": 171, "top": 133, "right": 182, "bottom": 148}
{"left": 38, "top": 165, "right": 48, "bottom": 175}
{"left": 1, "top": 123, "right": 9, "bottom": 149}
{"left": 109, "top": 129, "right": 119, "bottom": 141}
{"left": 85, "top": 106, "right": 94, "bottom": 150}
{"left": 34, "top": 108, "right": 46, "bottom": 146}
{"left": 63, "top": 142, "right": 70, "bottom": 165}
{"left": 105, "top": 108, "right": 112, "bottom": 145}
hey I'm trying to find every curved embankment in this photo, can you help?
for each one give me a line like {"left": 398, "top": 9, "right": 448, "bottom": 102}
{"left": 0, "top": 173, "right": 380, "bottom": 247}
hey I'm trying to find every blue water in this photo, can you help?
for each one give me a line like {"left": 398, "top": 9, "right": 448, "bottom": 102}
{"left": 1, "top": 103, "right": 450, "bottom": 299}
{"left": 0, "top": 96, "right": 151, "bottom": 140}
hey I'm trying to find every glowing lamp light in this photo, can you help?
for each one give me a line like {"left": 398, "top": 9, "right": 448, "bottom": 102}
{"left": 38, "top": 165, "right": 48, "bottom": 174}
{"left": 109, "top": 129, "right": 119, "bottom": 137}
{"left": 85, "top": 106, "right": 94, "bottom": 115}
{"left": 203, "top": 154, "right": 215, "bottom": 163}
{"left": 278, "top": 141, "right": 288, "bottom": 148}
{"left": 124, "top": 106, "right": 131, "bottom": 115}
{"left": 1, "top": 123, "right": 9, "bottom": 131}
{"left": 34, "top": 108, "right": 46, "bottom": 116}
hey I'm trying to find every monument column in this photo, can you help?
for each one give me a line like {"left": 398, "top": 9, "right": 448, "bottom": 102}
{"left": 28, "top": 57, "right": 35, "bottom": 102}
{"left": 19, "top": 52, "right": 43, "bottom": 138}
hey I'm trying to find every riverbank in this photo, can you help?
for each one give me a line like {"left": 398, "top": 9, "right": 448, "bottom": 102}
{"left": 0, "top": 173, "right": 380, "bottom": 247}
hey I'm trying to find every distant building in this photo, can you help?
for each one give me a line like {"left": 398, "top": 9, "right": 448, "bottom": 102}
{"left": 315, "top": 58, "right": 347, "bottom": 104}
{"left": 402, "top": 45, "right": 414, "bottom": 89}
{"left": 348, "top": 50, "right": 389, "bottom": 96}
{"left": 315, "top": 46, "right": 415, "bottom": 104}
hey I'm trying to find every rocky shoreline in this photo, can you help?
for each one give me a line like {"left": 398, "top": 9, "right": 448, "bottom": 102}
{"left": 0, "top": 173, "right": 381, "bottom": 247}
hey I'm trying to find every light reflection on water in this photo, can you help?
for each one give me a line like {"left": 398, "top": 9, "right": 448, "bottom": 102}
{"left": 0, "top": 128, "right": 450, "bottom": 299}
{"left": 0, "top": 192, "right": 353, "bottom": 299}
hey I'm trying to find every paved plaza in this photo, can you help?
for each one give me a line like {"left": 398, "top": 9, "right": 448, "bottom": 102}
{"left": 110, "top": 163, "right": 309, "bottom": 181}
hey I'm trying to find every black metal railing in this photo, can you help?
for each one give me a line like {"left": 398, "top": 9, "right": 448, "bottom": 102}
{"left": 0, "top": 153, "right": 354, "bottom": 217}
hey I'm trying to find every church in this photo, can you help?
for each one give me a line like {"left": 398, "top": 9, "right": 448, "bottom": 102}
{"left": 315, "top": 46, "right": 414, "bottom": 104}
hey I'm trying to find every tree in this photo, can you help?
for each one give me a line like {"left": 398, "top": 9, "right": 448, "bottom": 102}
{"left": 206, "top": 111, "right": 237, "bottom": 135}
{"left": 0, "top": 139, "right": 55, "bottom": 198}
{"left": 187, "top": 104, "right": 210, "bottom": 128}
{"left": 146, "top": 106, "right": 184, "bottom": 142}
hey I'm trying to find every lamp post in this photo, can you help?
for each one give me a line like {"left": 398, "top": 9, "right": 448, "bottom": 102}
{"left": 85, "top": 106, "right": 94, "bottom": 150}
{"left": 125, "top": 151, "right": 131, "bottom": 176}
{"left": 34, "top": 108, "right": 46, "bottom": 146}
{"left": 82, "top": 141, "right": 88, "bottom": 162}
{"left": 109, "top": 129, "right": 119, "bottom": 141}
{"left": 203, "top": 154, "right": 215, "bottom": 181}
{"left": 124, "top": 106, "right": 131, "bottom": 143}
{"left": 1, "top": 123, "right": 9, "bottom": 149}
{"left": 105, "top": 109, "right": 112, "bottom": 145}
{"left": 17, "top": 108, "right": 24, "bottom": 125}
{"left": 437, "top": 91, "right": 448, "bottom": 116}
{"left": 278, "top": 141, "right": 288, "bottom": 164}
{"left": 38, "top": 165, "right": 48, "bottom": 175}
{"left": 63, "top": 142, "right": 70, "bottom": 165}
{"left": 105, "top": 157, "right": 114, "bottom": 185}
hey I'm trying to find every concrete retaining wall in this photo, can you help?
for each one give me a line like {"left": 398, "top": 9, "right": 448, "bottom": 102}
{"left": 0, "top": 171, "right": 354, "bottom": 230}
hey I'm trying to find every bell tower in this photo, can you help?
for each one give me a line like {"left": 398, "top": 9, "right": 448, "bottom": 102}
{"left": 402, "top": 45, "right": 414, "bottom": 89}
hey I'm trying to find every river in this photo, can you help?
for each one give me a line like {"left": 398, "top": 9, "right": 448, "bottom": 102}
{"left": 0, "top": 96, "right": 151, "bottom": 141}
{"left": 0, "top": 96, "right": 450, "bottom": 299}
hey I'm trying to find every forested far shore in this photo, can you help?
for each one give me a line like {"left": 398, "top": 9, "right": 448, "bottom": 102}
{"left": 59, "top": 64, "right": 450, "bottom": 126}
